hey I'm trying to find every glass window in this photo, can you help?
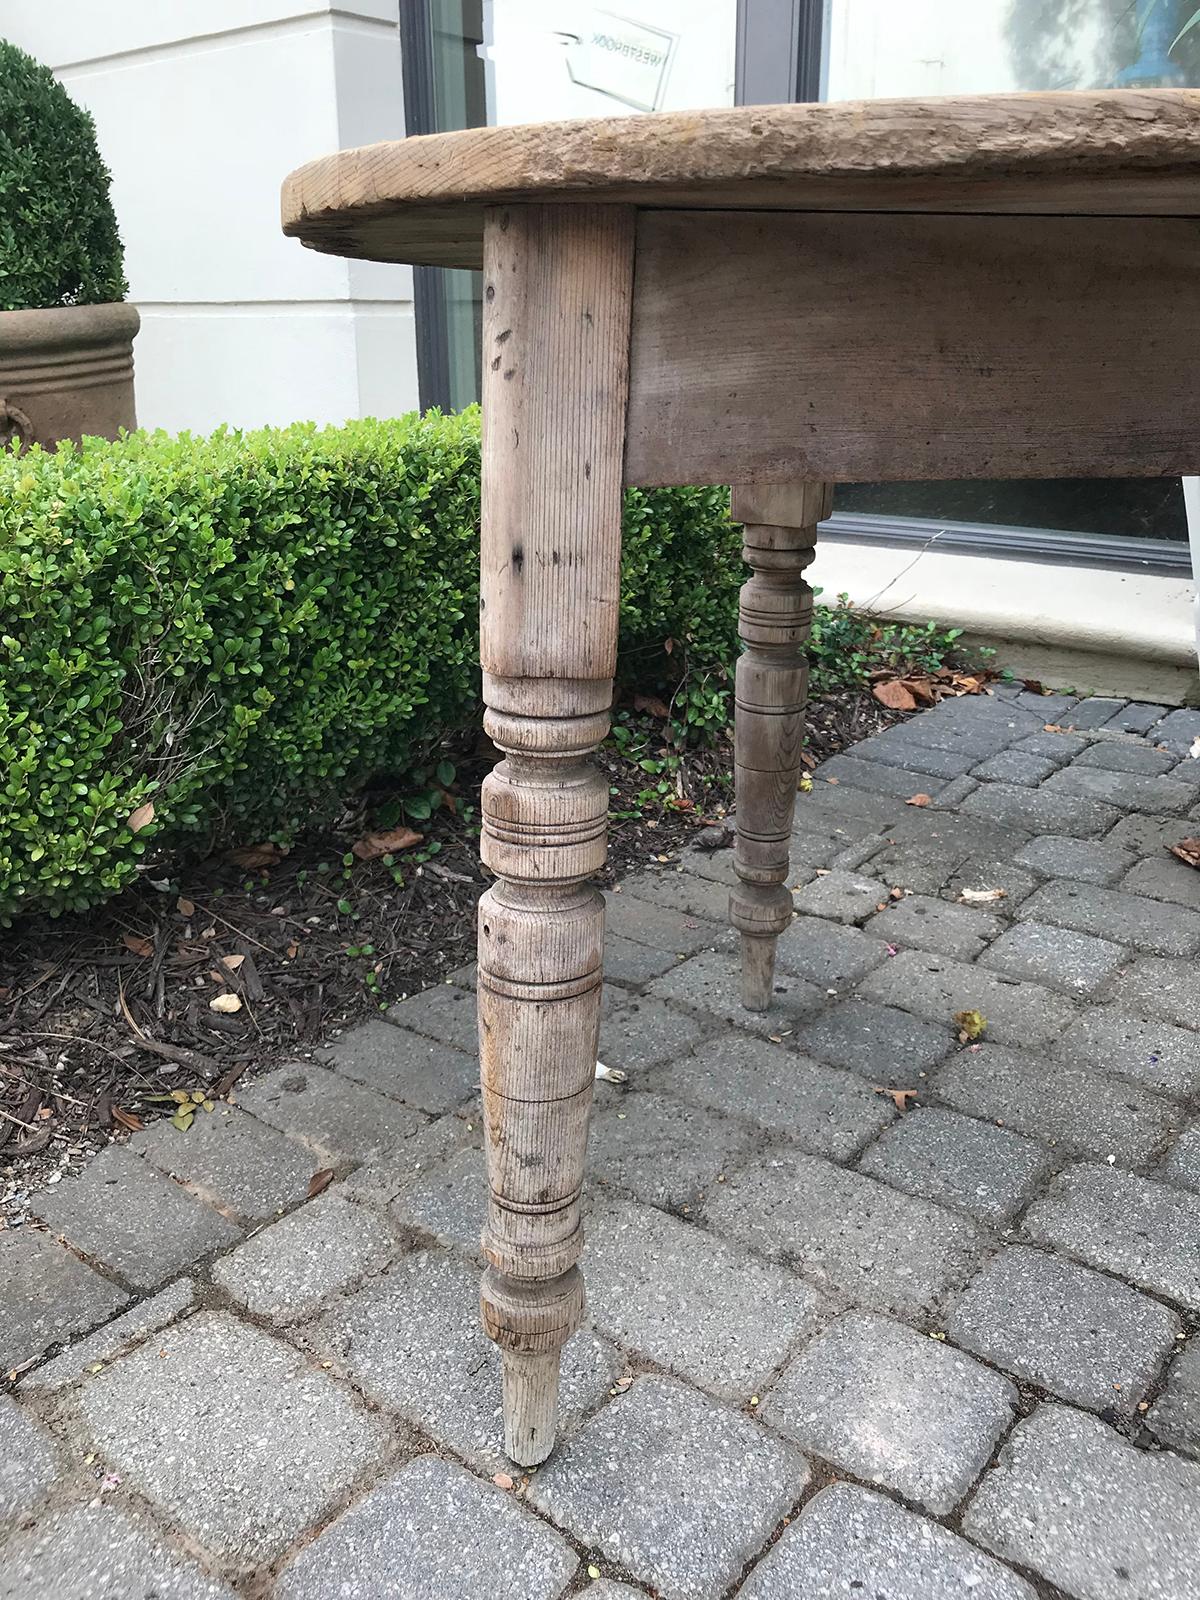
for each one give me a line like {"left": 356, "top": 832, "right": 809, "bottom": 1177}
{"left": 822, "top": 0, "right": 1198, "bottom": 548}
{"left": 405, "top": 1, "right": 738, "bottom": 411}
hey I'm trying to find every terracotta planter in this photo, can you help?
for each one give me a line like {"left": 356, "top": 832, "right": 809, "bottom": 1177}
{"left": 0, "top": 301, "right": 139, "bottom": 450}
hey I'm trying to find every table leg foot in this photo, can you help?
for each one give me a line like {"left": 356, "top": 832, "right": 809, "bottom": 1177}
{"left": 501, "top": 1350, "right": 562, "bottom": 1466}
{"left": 729, "top": 483, "right": 831, "bottom": 1011}
{"left": 740, "top": 930, "right": 778, "bottom": 1011}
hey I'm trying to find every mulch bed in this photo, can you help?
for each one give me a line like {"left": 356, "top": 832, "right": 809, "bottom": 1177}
{"left": 0, "top": 682, "right": 907, "bottom": 1216}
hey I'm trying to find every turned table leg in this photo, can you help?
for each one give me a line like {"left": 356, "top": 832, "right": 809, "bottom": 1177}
{"left": 475, "top": 202, "right": 634, "bottom": 1465}
{"left": 729, "top": 483, "right": 832, "bottom": 1010}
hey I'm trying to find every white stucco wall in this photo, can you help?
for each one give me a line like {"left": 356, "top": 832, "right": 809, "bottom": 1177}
{"left": 2, "top": 1, "right": 418, "bottom": 432}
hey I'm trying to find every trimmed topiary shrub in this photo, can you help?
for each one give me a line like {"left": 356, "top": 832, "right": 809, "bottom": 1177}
{"left": 0, "top": 411, "right": 742, "bottom": 920}
{"left": 0, "top": 39, "right": 128, "bottom": 311}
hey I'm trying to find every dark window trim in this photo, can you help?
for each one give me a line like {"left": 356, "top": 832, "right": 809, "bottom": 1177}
{"left": 820, "top": 510, "right": 1193, "bottom": 576}
{"left": 736, "top": 0, "right": 824, "bottom": 104}
{"left": 398, "top": 3, "right": 453, "bottom": 412}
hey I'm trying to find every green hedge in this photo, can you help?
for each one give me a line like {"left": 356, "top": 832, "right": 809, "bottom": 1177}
{"left": 0, "top": 39, "right": 128, "bottom": 311}
{"left": 0, "top": 412, "right": 741, "bottom": 920}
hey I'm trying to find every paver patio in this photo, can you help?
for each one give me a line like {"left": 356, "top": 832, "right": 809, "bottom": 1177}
{"left": 3, "top": 689, "right": 1200, "bottom": 1597}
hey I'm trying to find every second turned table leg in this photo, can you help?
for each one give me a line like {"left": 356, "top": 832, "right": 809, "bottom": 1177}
{"left": 729, "top": 483, "right": 832, "bottom": 1010}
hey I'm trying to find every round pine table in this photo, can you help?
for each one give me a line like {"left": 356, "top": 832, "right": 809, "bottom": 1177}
{"left": 282, "top": 90, "right": 1200, "bottom": 1464}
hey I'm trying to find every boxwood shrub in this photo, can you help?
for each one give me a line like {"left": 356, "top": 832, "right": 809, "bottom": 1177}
{"left": 0, "top": 39, "right": 128, "bottom": 311}
{"left": 0, "top": 411, "right": 741, "bottom": 920}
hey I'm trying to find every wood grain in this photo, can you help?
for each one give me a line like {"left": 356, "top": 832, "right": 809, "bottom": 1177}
{"left": 282, "top": 91, "right": 1200, "bottom": 269}
{"left": 475, "top": 203, "right": 634, "bottom": 1466}
{"left": 624, "top": 209, "right": 1200, "bottom": 487}
{"left": 729, "top": 484, "right": 829, "bottom": 1010}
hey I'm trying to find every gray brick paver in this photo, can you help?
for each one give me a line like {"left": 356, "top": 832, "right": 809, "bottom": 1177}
{"left": 588, "top": 1091, "right": 757, "bottom": 1208}
{"left": 0, "top": 1229, "right": 128, "bottom": 1374}
{"left": 0, "top": 1396, "right": 61, "bottom": 1526}
{"left": 25, "top": 1278, "right": 195, "bottom": 1390}
{"left": 326, "top": 1017, "right": 477, "bottom": 1112}
{"left": 1044, "top": 764, "right": 1195, "bottom": 816}
{"left": 702, "top": 1148, "right": 982, "bottom": 1317}
{"left": 864, "top": 892, "right": 1004, "bottom": 960}
{"left": 1014, "top": 832, "right": 1138, "bottom": 885}
{"left": 1109, "top": 955, "right": 1199, "bottom": 1029}
{"left": 1022, "top": 1164, "right": 1200, "bottom": 1309}
{"left": 933, "top": 1042, "right": 1175, "bottom": 1163}
{"left": 381, "top": 979, "right": 478, "bottom": 1052}
{"left": 1160, "top": 1125, "right": 1200, "bottom": 1192}
{"left": 948, "top": 1245, "right": 1181, "bottom": 1414}
{"left": 0, "top": 1504, "right": 236, "bottom": 1600}
{"left": 1153, "top": 707, "right": 1200, "bottom": 756}
{"left": 761, "top": 1310, "right": 1016, "bottom": 1513}
{"left": 791, "top": 997, "right": 956, "bottom": 1079}
{"left": 32, "top": 1146, "right": 240, "bottom": 1290}
{"left": 213, "top": 1194, "right": 398, "bottom": 1319}
{"left": 1147, "top": 1336, "right": 1200, "bottom": 1457}
{"left": 645, "top": 949, "right": 825, "bottom": 1036}
{"left": 604, "top": 887, "right": 729, "bottom": 951}
{"left": 773, "top": 916, "right": 891, "bottom": 986}
{"left": 77, "top": 1311, "right": 390, "bottom": 1569}
{"left": 600, "top": 994, "right": 715, "bottom": 1072}
{"left": 979, "top": 920, "right": 1127, "bottom": 995}
{"left": 651, "top": 1032, "right": 894, "bottom": 1160}
{"left": 1074, "top": 741, "right": 1178, "bottom": 775}
{"left": 274, "top": 1456, "right": 578, "bottom": 1600}
{"left": 134, "top": 1102, "right": 322, "bottom": 1222}
{"left": 233, "top": 1060, "right": 428, "bottom": 1162}
{"left": 813, "top": 755, "right": 949, "bottom": 800}
{"left": 964, "top": 1402, "right": 1200, "bottom": 1600}
{"left": 1017, "top": 878, "right": 1200, "bottom": 958}
{"left": 740, "top": 1482, "right": 1037, "bottom": 1599}
{"left": 1121, "top": 853, "right": 1200, "bottom": 912}
{"left": 583, "top": 1191, "right": 821, "bottom": 1399}
{"left": 792, "top": 869, "right": 889, "bottom": 925}
{"left": 526, "top": 1374, "right": 810, "bottom": 1600}
{"left": 961, "top": 780, "right": 1121, "bottom": 838}
{"left": 972, "top": 749, "right": 1059, "bottom": 786}
{"left": 388, "top": 1142, "right": 484, "bottom": 1254}
{"left": 1053, "top": 1007, "right": 1200, "bottom": 1097}
{"left": 857, "top": 947, "right": 1079, "bottom": 1046}
{"left": 857, "top": 1106, "right": 1051, "bottom": 1223}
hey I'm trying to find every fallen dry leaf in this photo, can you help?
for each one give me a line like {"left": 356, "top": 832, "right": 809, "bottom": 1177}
{"left": 492, "top": 1472, "right": 514, "bottom": 1491}
{"left": 905, "top": 677, "right": 939, "bottom": 705}
{"left": 111, "top": 1106, "right": 144, "bottom": 1132}
{"left": 1168, "top": 837, "right": 1200, "bottom": 871}
{"left": 121, "top": 933, "right": 153, "bottom": 959}
{"left": 875, "top": 1086, "right": 919, "bottom": 1112}
{"left": 906, "top": 793, "right": 932, "bottom": 808}
{"left": 307, "top": 1167, "right": 335, "bottom": 1199}
{"left": 873, "top": 679, "right": 917, "bottom": 712}
{"left": 286, "top": 941, "right": 300, "bottom": 959}
{"left": 351, "top": 826, "right": 423, "bottom": 862}
{"left": 209, "top": 993, "right": 242, "bottom": 1015}
{"left": 127, "top": 801, "right": 156, "bottom": 834}
{"left": 176, "top": 896, "right": 195, "bottom": 918}
{"left": 220, "top": 953, "right": 246, "bottom": 972}
{"left": 960, "top": 886, "right": 1007, "bottom": 903}
{"left": 632, "top": 692, "right": 671, "bottom": 719}
{"left": 226, "top": 842, "right": 285, "bottom": 868}
{"left": 954, "top": 1008, "right": 987, "bottom": 1042}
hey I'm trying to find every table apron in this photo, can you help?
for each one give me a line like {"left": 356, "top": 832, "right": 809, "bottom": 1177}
{"left": 623, "top": 207, "right": 1200, "bottom": 487}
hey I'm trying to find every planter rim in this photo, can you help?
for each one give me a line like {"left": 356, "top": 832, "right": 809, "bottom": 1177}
{"left": 0, "top": 301, "right": 140, "bottom": 356}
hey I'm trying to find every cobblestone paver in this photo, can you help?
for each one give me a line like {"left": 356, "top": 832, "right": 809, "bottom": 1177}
{"left": 5, "top": 694, "right": 1200, "bottom": 1596}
